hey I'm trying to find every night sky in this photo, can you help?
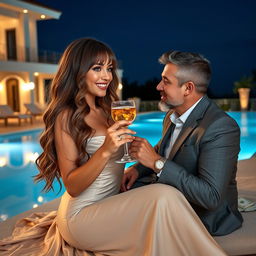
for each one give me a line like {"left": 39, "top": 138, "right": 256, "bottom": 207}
{"left": 36, "top": 0, "right": 256, "bottom": 97}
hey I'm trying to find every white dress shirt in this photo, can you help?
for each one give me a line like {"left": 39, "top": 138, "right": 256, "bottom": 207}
{"left": 157, "top": 97, "right": 203, "bottom": 177}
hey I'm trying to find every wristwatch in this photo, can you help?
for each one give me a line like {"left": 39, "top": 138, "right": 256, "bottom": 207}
{"left": 154, "top": 157, "right": 167, "bottom": 173}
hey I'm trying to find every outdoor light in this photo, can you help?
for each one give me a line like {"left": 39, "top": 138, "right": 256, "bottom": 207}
{"left": 0, "top": 157, "right": 7, "bottom": 167}
{"left": 37, "top": 196, "right": 44, "bottom": 203}
{"left": 23, "top": 9, "right": 28, "bottom": 13}
{"left": 34, "top": 72, "right": 39, "bottom": 76}
{"left": 118, "top": 83, "right": 123, "bottom": 90}
{"left": 41, "top": 15, "right": 46, "bottom": 19}
{"left": 22, "top": 82, "right": 35, "bottom": 91}
{"left": 25, "top": 152, "right": 39, "bottom": 163}
{"left": 0, "top": 214, "right": 8, "bottom": 221}
{"left": 238, "top": 88, "right": 250, "bottom": 111}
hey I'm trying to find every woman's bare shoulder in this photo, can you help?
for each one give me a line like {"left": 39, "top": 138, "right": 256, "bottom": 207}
{"left": 55, "top": 108, "right": 73, "bottom": 133}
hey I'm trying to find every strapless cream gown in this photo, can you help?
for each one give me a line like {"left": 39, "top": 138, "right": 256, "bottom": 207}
{"left": 56, "top": 136, "right": 227, "bottom": 256}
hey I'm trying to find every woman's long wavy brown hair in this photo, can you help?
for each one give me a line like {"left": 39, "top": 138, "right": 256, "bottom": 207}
{"left": 34, "top": 38, "right": 119, "bottom": 192}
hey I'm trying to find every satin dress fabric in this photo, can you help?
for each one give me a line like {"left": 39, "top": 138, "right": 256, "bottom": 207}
{"left": 56, "top": 136, "right": 226, "bottom": 256}
{"left": 0, "top": 136, "right": 227, "bottom": 255}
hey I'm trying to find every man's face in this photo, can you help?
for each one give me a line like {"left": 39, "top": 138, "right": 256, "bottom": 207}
{"left": 156, "top": 63, "right": 186, "bottom": 109}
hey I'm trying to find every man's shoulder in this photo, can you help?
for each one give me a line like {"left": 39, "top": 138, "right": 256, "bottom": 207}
{"left": 201, "top": 101, "right": 239, "bottom": 132}
{"left": 207, "top": 100, "right": 237, "bottom": 123}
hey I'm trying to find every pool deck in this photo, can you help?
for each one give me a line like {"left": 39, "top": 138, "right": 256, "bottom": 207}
{"left": 0, "top": 117, "right": 44, "bottom": 135}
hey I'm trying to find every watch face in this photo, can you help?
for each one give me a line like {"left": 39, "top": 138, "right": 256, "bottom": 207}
{"left": 155, "top": 160, "right": 164, "bottom": 169}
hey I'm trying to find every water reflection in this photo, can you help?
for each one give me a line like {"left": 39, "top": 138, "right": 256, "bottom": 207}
{"left": 0, "top": 130, "right": 65, "bottom": 220}
{"left": 0, "top": 112, "right": 255, "bottom": 220}
{"left": 240, "top": 112, "right": 248, "bottom": 136}
{"left": 0, "top": 148, "right": 40, "bottom": 169}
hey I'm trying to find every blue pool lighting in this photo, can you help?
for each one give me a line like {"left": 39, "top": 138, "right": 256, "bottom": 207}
{"left": 0, "top": 111, "right": 255, "bottom": 221}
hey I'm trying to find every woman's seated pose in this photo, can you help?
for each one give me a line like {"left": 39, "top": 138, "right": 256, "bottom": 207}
{"left": 0, "top": 38, "right": 226, "bottom": 256}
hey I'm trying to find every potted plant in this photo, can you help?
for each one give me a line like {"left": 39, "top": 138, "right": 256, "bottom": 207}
{"left": 233, "top": 76, "right": 255, "bottom": 111}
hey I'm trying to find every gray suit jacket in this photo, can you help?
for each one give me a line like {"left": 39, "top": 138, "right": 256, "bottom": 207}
{"left": 135, "top": 96, "right": 243, "bottom": 236}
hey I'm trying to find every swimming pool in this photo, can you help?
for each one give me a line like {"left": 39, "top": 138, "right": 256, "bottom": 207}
{"left": 0, "top": 111, "right": 255, "bottom": 221}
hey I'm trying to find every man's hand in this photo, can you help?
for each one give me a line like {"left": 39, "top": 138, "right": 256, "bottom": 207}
{"left": 121, "top": 166, "right": 139, "bottom": 192}
{"left": 129, "top": 137, "right": 160, "bottom": 170}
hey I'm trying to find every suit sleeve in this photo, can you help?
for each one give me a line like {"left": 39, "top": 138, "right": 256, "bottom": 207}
{"left": 134, "top": 111, "right": 172, "bottom": 178}
{"left": 158, "top": 116, "right": 240, "bottom": 210}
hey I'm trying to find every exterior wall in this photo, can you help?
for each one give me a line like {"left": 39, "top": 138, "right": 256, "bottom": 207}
{"left": 28, "top": 15, "right": 38, "bottom": 62}
{"left": 0, "top": 12, "right": 37, "bottom": 62}
{"left": 0, "top": 63, "right": 57, "bottom": 112}
{"left": 0, "top": 2, "right": 124, "bottom": 112}
{"left": 37, "top": 73, "right": 55, "bottom": 105}
{"left": 0, "top": 73, "right": 30, "bottom": 113}
{"left": 0, "top": 16, "right": 22, "bottom": 61}
{"left": 18, "top": 12, "right": 27, "bottom": 62}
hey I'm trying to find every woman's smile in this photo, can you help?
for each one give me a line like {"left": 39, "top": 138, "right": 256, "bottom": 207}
{"left": 96, "top": 83, "right": 108, "bottom": 90}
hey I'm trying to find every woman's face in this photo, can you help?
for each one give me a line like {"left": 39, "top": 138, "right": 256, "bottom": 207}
{"left": 85, "top": 59, "right": 113, "bottom": 98}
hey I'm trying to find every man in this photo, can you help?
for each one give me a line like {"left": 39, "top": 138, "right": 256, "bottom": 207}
{"left": 122, "top": 50, "right": 243, "bottom": 236}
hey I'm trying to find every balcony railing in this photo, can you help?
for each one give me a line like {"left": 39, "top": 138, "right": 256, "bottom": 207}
{"left": 0, "top": 43, "right": 62, "bottom": 64}
{"left": 38, "top": 50, "right": 62, "bottom": 64}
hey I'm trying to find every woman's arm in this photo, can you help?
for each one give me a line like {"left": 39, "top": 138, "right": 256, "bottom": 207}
{"left": 54, "top": 112, "right": 135, "bottom": 197}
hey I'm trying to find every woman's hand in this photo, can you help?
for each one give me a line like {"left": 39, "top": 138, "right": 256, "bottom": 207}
{"left": 101, "top": 120, "right": 136, "bottom": 156}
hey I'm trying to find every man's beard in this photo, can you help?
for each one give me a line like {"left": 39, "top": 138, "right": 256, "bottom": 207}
{"left": 158, "top": 100, "right": 175, "bottom": 112}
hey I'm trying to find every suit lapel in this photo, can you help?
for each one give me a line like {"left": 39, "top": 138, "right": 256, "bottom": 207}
{"left": 168, "top": 96, "right": 211, "bottom": 160}
{"left": 168, "top": 119, "right": 198, "bottom": 159}
{"left": 159, "top": 122, "right": 175, "bottom": 155}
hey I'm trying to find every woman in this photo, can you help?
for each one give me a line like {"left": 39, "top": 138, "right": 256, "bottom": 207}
{"left": 0, "top": 38, "right": 226, "bottom": 255}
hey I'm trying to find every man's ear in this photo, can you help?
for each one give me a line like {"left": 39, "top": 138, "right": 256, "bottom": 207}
{"left": 184, "top": 81, "right": 195, "bottom": 96}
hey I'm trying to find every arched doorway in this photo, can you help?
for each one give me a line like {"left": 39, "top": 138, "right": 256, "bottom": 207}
{"left": 6, "top": 78, "right": 20, "bottom": 112}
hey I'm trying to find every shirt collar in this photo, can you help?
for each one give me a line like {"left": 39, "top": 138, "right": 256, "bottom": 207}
{"left": 170, "top": 97, "right": 203, "bottom": 125}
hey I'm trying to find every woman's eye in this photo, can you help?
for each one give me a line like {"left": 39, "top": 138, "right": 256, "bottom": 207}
{"left": 92, "top": 66, "right": 101, "bottom": 72}
{"left": 107, "top": 67, "right": 113, "bottom": 72}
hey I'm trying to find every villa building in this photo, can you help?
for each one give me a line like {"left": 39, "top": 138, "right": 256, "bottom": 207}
{"left": 0, "top": 0, "right": 62, "bottom": 113}
{"left": 0, "top": 0, "right": 123, "bottom": 114}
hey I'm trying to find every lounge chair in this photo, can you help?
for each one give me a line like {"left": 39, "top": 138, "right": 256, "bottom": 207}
{"left": 0, "top": 105, "right": 32, "bottom": 126}
{"left": 24, "top": 103, "right": 44, "bottom": 119}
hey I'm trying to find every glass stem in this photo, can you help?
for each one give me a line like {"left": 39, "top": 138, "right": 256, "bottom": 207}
{"left": 124, "top": 142, "right": 130, "bottom": 156}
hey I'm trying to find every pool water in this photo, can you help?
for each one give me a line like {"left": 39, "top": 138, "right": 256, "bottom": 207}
{"left": 0, "top": 111, "right": 255, "bottom": 221}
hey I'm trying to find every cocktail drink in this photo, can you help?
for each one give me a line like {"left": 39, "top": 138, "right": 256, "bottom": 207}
{"left": 111, "top": 106, "right": 136, "bottom": 122}
{"left": 111, "top": 100, "right": 136, "bottom": 163}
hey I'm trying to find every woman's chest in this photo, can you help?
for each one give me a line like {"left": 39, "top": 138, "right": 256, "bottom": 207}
{"left": 85, "top": 112, "right": 113, "bottom": 135}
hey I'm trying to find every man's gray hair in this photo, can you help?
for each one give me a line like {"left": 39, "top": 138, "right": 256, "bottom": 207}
{"left": 159, "top": 51, "right": 211, "bottom": 93}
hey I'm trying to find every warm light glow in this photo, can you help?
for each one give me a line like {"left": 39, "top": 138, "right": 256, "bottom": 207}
{"left": 0, "top": 84, "right": 3, "bottom": 91}
{"left": 37, "top": 196, "right": 44, "bottom": 203}
{"left": 0, "top": 157, "right": 7, "bottom": 167}
{"left": 23, "top": 9, "right": 28, "bottom": 13}
{"left": 22, "top": 82, "right": 35, "bottom": 91}
{"left": 238, "top": 88, "right": 250, "bottom": 110}
{"left": 118, "top": 83, "right": 123, "bottom": 90}
{"left": 0, "top": 214, "right": 8, "bottom": 221}
{"left": 34, "top": 72, "right": 39, "bottom": 76}
{"left": 25, "top": 152, "right": 39, "bottom": 163}
{"left": 41, "top": 15, "right": 46, "bottom": 19}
